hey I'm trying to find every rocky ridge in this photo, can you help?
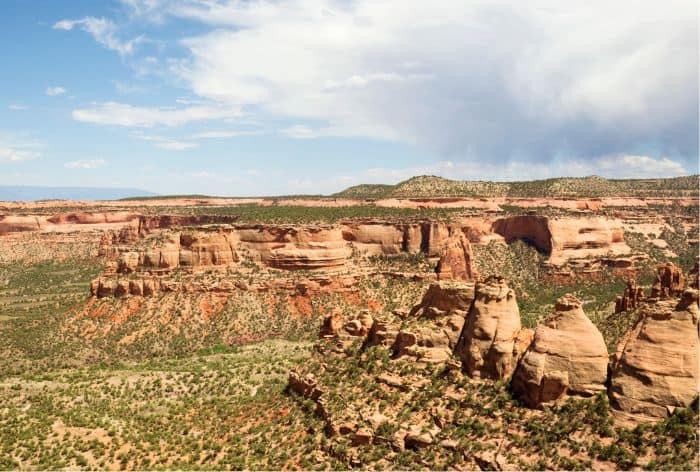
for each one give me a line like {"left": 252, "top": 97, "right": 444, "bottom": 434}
{"left": 292, "top": 261, "right": 699, "bottom": 442}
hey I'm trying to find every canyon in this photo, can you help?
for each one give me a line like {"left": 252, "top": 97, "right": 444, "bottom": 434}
{"left": 0, "top": 190, "right": 697, "bottom": 470}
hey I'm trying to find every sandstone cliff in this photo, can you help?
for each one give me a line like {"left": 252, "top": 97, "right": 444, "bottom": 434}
{"left": 511, "top": 295, "right": 608, "bottom": 407}
{"left": 609, "top": 288, "right": 699, "bottom": 422}
{"left": 435, "top": 231, "right": 476, "bottom": 281}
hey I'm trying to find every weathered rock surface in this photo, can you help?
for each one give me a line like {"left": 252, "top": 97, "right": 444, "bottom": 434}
{"left": 455, "top": 276, "right": 523, "bottom": 380}
{"left": 615, "top": 280, "right": 645, "bottom": 313}
{"left": 392, "top": 281, "right": 476, "bottom": 363}
{"left": 511, "top": 295, "right": 608, "bottom": 407}
{"left": 435, "top": 231, "right": 476, "bottom": 281}
{"left": 651, "top": 262, "right": 685, "bottom": 298}
{"left": 609, "top": 289, "right": 699, "bottom": 422}
{"left": 492, "top": 215, "right": 630, "bottom": 267}
{"left": 0, "top": 212, "right": 140, "bottom": 235}
{"left": 409, "top": 281, "right": 475, "bottom": 317}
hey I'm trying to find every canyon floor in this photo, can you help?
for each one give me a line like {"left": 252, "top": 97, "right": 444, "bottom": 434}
{"left": 0, "top": 182, "right": 698, "bottom": 470}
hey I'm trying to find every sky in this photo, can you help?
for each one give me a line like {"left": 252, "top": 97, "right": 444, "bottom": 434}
{"left": 0, "top": 0, "right": 697, "bottom": 196}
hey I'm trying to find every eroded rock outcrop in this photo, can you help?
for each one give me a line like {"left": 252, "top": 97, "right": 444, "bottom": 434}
{"left": 651, "top": 262, "right": 685, "bottom": 298}
{"left": 511, "top": 295, "right": 608, "bottom": 407}
{"left": 435, "top": 231, "right": 476, "bottom": 282}
{"left": 318, "top": 309, "right": 374, "bottom": 352}
{"left": 609, "top": 289, "right": 699, "bottom": 422}
{"left": 615, "top": 280, "right": 645, "bottom": 313}
{"left": 455, "top": 276, "right": 526, "bottom": 380}
{"left": 392, "top": 281, "right": 476, "bottom": 363}
{"left": 492, "top": 215, "right": 631, "bottom": 267}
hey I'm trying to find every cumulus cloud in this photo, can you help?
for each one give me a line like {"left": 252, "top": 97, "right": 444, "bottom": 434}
{"left": 45, "top": 86, "right": 67, "bottom": 96}
{"left": 64, "top": 159, "right": 106, "bottom": 169}
{"left": 158, "top": 0, "right": 696, "bottom": 165}
{"left": 73, "top": 102, "right": 242, "bottom": 127}
{"left": 54, "top": 17, "right": 143, "bottom": 55}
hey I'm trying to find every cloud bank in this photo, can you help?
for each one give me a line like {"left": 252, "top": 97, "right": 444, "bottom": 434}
{"left": 62, "top": 0, "right": 697, "bottom": 182}
{"left": 164, "top": 0, "right": 697, "bottom": 165}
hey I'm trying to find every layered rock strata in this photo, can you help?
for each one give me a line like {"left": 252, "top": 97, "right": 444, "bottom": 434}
{"left": 609, "top": 288, "right": 699, "bottom": 421}
{"left": 510, "top": 295, "right": 609, "bottom": 407}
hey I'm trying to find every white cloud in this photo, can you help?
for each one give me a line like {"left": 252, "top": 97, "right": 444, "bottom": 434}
{"left": 53, "top": 17, "right": 143, "bottom": 55}
{"left": 0, "top": 134, "right": 42, "bottom": 163}
{"left": 73, "top": 101, "right": 242, "bottom": 127}
{"left": 46, "top": 86, "right": 67, "bottom": 96}
{"left": 131, "top": 132, "right": 199, "bottom": 150}
{"left": 592, "top": 154, "right": 688, "bottom": 178}
{"left": 156, "top": 141, "right": 198, "bottom": 150}
{"left": 64, "top": 159, "right": 106, "bottom": 169}
{"left": 188, "top": 130, "right": 257, "bottom": 139}
{"left": 156, "top": 0, "right": 697, "bottom": 163}
{"left": 8, "top": 104, "right": 28, "bottom": 111}
{"left": 0, "top": 147, "right": 40, "bottom": 163}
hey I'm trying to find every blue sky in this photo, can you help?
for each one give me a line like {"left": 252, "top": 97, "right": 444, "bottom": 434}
{"left": 0, "top": 0, "right": 697, "bottom": 196}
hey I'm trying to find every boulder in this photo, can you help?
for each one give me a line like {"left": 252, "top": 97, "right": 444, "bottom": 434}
{"left": 366, "top": 318, "right": 399, "bottom": 348}
{"left": 392, "top": 328, "right": 452, "bottom": 363}
{"left": 455, "top": 276, "right": 523, "bottom": 380}
{"left": 287, "top": 371, "right": 323, "bottom": 401}
{"left": 511, "top": 295, "right": 608, "bottom": 407}
{"left": 609, "top": 289, "right": 699, "bottom": 422}
{"left": 319, "top": 309, "right": 344, "bottom": 337}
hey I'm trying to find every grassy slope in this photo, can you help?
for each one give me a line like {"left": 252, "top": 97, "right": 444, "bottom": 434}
{"left": 334, "top": 174, "right": 700, "bottom": 199}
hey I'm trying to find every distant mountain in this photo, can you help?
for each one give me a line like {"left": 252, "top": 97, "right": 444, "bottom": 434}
{"left": 0, "top": 186, "right": 157, "bottom": 202}
{"left": 333, "top": 175, "right": 700, "bottom": 199}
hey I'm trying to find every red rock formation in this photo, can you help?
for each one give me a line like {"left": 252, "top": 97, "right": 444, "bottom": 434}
{"left": 391, "top": 281, "right": 476, "bottom": 363}
{"left": 651, "top": 262, "right": 685, "bottom": 298}
{"left": 492, "top": 215, "right": 631, "bottom": 267}
{"left": 319, "top": 309, "right": 344, "bottom": 337}
{"left": 610, "top": 289, "right": 699, "bottom": 422}
{"left": 615, "top": 280, "right": 645, "bottom": 313}
{"left": 409, "top": 281, "right": 475, "bottom": 316}
{"left": 492, "top": 215, "right": 552, "bottom": 254}
{"left": 436, "top": 231, "right": 476, "bottom": 281}
{"left": 511, "top": 295, "right": 608, "bottom": 407}
{"left": 455, "top": 276, "right": 524, "bottom": 380}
